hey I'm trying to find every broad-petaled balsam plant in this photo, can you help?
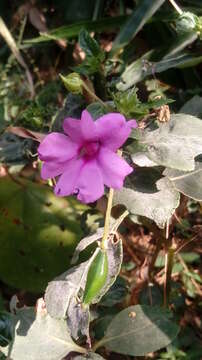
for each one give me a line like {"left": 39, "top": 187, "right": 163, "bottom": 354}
{"left": 1, "top": 0, "right": 202, "bottom": 359}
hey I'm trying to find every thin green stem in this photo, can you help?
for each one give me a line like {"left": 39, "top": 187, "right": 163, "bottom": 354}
{"left": 163, "top": 247, "right": 175, "bottom": 307}
{"left": 82, "top": 81, "right": 113, "bottom": 111}
{"left": 100, "top": 188, "right": 114, "bottom": 250}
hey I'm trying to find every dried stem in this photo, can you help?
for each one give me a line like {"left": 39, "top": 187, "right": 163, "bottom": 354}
{"left": 168, "top": 0, "right": 183, "bottom": 15}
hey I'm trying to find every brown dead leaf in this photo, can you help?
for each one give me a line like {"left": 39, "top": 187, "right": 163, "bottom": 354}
{"left": 28, "top": 6, "right": 47, "bottom": 33}
{"left": 7, "top": 126, "right": 46, "bottom": 142}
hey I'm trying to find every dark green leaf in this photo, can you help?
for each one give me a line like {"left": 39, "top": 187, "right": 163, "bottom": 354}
{"left": 25, "top": 16, "right": 127, "bottom": 44}
{"left": 139, "top": 285, "right": 163, "bottom": 306}
{"left": 0, "top": 133, "right": 33, "bottom": 165}
{"left": 79, "top": 29, "right": 104, "bottom": 59}
{"left": 163, "top": 32, "right": 198, "bottom": 59}
{"left": 95, "top": 305, "right": 179, "bottom": 356}
{"left": 52, "top": 93, "right": 85, "bottom": 132}
{"left": 110, "top": 0, "right": 166, "bottom": 55}
{"left": 99, "top": 277, "right": 127, "bottom": 307}
{"left": 86, "top": 102, "right": 107, "bottom": 120}
{"left": 0, "top": 177, "right": 88, "bottom": 292}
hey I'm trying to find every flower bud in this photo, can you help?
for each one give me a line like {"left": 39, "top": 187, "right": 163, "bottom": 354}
{"left": 176, "top": 12, "right": 197, "bottom": 34}
{"left": 60, "top": 72, "right": 83, "bottom": 94}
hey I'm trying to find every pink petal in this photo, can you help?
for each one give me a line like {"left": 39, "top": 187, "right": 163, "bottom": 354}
{"left": 38, "top": 133, "right": 79, "bottom": 162}
{"left": 98, "top": 147, "right": 133, "bottom": 189}
{"left": 127, "top": 119, "right": 138, "bottom": 128}
{"left": 80, "top": 110, "right": 97, "bottom": 141}
{"left": 76, "top": 160, "right": 104, "bottom": 203}
{"left": 54, "top": 158, "right": 84, "bottom": 197}
{"left": 63, "top": 110, "right": 97, "bottom": 144}
{"left": 41, "top": 161, "right": 67, "bottom": 180}
{"left": 63, "top": 118, "right": 83, "bottom": 143}
{"left": 96, "top": 113, "right": 137, "bottom": 151}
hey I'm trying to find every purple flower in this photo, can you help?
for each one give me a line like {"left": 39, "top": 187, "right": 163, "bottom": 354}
{"left": 38, "top": 110, "right": 137, "bottom": 203}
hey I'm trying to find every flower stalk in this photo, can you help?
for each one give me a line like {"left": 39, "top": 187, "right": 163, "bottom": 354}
{"left": 100, "top": 187, "right": 114, "bottom": 250}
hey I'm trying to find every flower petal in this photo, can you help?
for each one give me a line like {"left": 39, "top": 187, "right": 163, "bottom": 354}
{"left": 77, "top": 160, "right": 104, "bottom": 203}
{"left": 96, "top": 113, "right": 137, "bottom": 151}
{"left": 63, "top": 118, "right": 83, "bottom": 143}
{"left": 54, "top": 158, "right": 84, "bottom": 197}
{"left": 38, "top": 133, "right": 79, "bottom": 162}
{"left": 41, "top": 161, "right": 67, "bottom": 180}
{"left": 80, "top": 110, "right": 97, "bottom": 141}
{"left": 63, "top": 110, "right": 97, "bottom": 144}
{"left": 98, "top": 147, "right": 133, "bottom": 189}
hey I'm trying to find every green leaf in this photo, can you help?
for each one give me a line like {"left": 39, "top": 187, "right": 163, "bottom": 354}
{"left": 45, "top": 233, "right": 123, "bottom": 339}
{"left": 180, "top": 252, "right": 200, "bottom": 263}
{"left": 45, "top": 260, "right": 91, "bottom": 341}
{"left": 113, "top": 168, "right": 180, "bottom": 228}
{"left": 114, "top": 88, "right": 148, "bottom": 118}
{"left": 130, "top": 114, "right": 202, "bottom": 171}
{"left": 164, "top": 161, "right": 202, "bottom": 201}
{"left": 0, "top": 312, "right": 13, "bottom": 347}
{"left": 0, "top": 301, "right": 86, "bottom": 360}
{"left": 0, "top": 133, "right": 33, "bottom": 165}
{"left": 25, "top": 16, "right": 127, "bottom": 44}
{"left": 45, "top": 261, "right": 90, "bottom": 319}
{"left": 139, "top": 285, "right": 163, "bottom": 306}
{"left": 95, "top": 305, "right": 179, "bottom": 356}
{"left": 114, "top": 88, "right": 173, "bottom": 118}
{"left": 45, "top": 235, "right": 123, "bottom": 312}
{"left": 99, "top": 277, "right": 127, "bottom": 307}
{"left": 52, "top": 93, "right": 85, "bottom": 132}
{"left": 79, "top": 29, "right": 104, "bottom": 60}
{"left": 0, "top": 177, "right": 88, "bottom": 292}
{"left": 117, "top": 53, "right": 202, "bottom": 90}
{"left": 163, "top": 32, "right": 198, "bottom": 59}
{"left": 110, "top": 0, "right": 166, "bottom": 55}
{"left": 86, "top": 102, "right": 107, "bottom": 120}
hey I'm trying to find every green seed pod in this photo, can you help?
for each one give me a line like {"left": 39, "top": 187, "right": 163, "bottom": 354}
{"left": 59, "top": 72, "right": 83, "bottom": 94}
{"left": 83, "top": 249, "right": 108, "bottom": 305}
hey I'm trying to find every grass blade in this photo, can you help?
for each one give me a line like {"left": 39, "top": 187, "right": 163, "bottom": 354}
{"left": 110, "top": 0, "right": 166, "bottom": 56}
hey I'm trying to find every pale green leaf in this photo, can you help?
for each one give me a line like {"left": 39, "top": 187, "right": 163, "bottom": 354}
{"left": 164, "top": 161, "right": 202, "bottom": 201}
{"left": 0, "top": 302, "right": 86, "bottom": 360}
{"left": 113, "top": 168, "right": 180, "bottom": 228}
{"left": 130, "top": 114, "right": 202, "bottom": 171}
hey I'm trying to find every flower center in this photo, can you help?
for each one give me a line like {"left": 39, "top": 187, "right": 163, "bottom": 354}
{"left": 80, "top": 141, "right": 100, "bottom": 158}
